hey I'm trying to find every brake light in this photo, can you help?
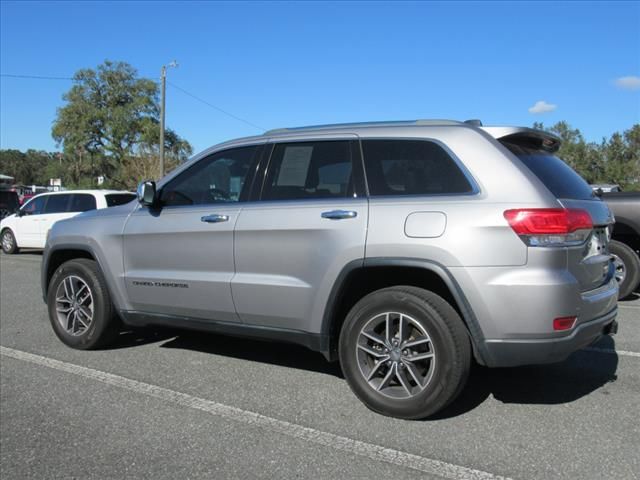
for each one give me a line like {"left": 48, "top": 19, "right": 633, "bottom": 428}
{"left": 553, "top": 316, "right": 577, "bottom": 331}
{"left": 504, "top": 208, "right": 593, "bottom": 247}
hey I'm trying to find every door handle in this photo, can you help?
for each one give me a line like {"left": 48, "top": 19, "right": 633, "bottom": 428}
{"left": 321, "top": 210, "right": 358, "bottom": 220}
{"left": 201, "top": 214, "right": 229, "bottom": 223}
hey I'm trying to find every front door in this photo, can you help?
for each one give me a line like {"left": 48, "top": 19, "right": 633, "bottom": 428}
{"left": 14, "top": 195, "right": 48, "bottom": 247}
{"left": 123, "top": 145, "right": 261, "bottom": 322}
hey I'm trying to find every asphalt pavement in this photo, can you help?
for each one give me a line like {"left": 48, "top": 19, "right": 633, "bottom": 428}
{"left": 1, "top": 252, "right": 639, "bottom": 479}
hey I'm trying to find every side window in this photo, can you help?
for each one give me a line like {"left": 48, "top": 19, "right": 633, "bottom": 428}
{"left": 69, "top": 194, "right": 97, "bottom": 212}
{"left": 361, "top": 140, "right": 474, "bottom": 196}
{"left": 160, "top": 146, "right": 258, "bottom": 207}
{"left": 21, "top": 195, "right": 47, "bottom": 216}
{"left": 43, "top": 194, "right": 72, "bottom": 214}
{"left": 262, "top": 141, "right": 353, "bottom": 200}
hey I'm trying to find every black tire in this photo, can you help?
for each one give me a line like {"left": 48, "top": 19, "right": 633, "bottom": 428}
{"left": 610, "top": 239, "right": 640, "bottom": 300}
{"left": 47, "top": 258, "right": 120, "bottom": 349}
{"left": 339, "top": 286, "right": 471, "bottom": 419}
{"left": 1, "top": 229, "right": 19, "bottom": 254}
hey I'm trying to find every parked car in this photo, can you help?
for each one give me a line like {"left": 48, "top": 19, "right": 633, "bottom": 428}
{"left": 602, "top": 192, "right": 640, "bottom": 299}
{"left": 1, "top": 190, "right": 135, "bottom": 254}
{"left": 591, "top": 184, "right": 622, "bottom": 193}
{"left": 0, "top": 189, "right": 20, "bottom": 220}
{"left": 41, "top": 120, "right": 618, "bottom": 419}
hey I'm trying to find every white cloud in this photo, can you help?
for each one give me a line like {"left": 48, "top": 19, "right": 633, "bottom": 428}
{"left": 528, "top": 100, "right": 557, "bottom": 114}
{"left": 614, "top": 76, "right": 640, "bottom": 91}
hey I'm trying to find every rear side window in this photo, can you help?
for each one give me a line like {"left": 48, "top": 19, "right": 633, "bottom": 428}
{"left": 262, "top": 141, "right": 354, "bottom": 200}
{"left": 361, "top": 140, "right": 473, "bottom": 196}
{"left": 69, "top": 194, "right": 97, "bottom": 212}
{"left": 503, "top": 142, "right": 595, "bottom": 200}
{"left": 105, "top": 193, "right": 135, "bottom": 207}
{"left": 43, "top": 194, "right": 71, "bottom": 214}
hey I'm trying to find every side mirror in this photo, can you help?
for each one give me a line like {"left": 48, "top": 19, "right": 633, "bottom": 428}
{"left": 137, "top": 180, "right": 157, "bottom": 207}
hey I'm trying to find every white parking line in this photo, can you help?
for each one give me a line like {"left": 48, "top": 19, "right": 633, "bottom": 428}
{"left": 618, "top": 304, "right": 640, "bottom": 311}
{"left": 0, "top": 346, "right": 509, "bottom": 480}
{"left": 584, "top": 347, "right": 640, "bottom": 358}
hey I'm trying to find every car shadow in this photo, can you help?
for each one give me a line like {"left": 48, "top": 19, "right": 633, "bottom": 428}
{"left": 432, "top": 335, "right": 619, "bottom": 420}
{"left": 158, "top": 330, "right": 344, "bottom": 378}
{"left": 108, "top": 326, "right": 619, "bottom": 416}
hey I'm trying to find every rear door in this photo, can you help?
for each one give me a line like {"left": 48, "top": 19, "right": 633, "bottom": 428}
{"left": 232, "top": 137, "right": 368, "bottom": 333}
{"left": 503, "top": 141, "right": 614, "bottom": 292}
{"left": 123, "top": 145, "right": 261, "bottom": 322}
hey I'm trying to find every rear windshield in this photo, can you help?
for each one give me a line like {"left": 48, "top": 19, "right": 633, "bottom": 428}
{"left": 106, "top": 193, "right": 136, "bottom": 207}
{"left": 503, "top": 142, "right": 595, "bottom": 200}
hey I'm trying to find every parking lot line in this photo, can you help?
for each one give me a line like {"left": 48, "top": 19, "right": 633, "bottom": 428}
{"left": 0, "top": 345, "right": 509, "bottom": 480}
{"left": 583, "top": 347, "right": 640, "bottom": 357}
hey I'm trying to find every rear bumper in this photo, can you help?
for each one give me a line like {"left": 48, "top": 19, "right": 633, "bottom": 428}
{"left": 481, "top": 307, "right": 618, "bottom": 367}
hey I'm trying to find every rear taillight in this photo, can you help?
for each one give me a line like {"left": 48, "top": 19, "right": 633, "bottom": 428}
{"left": 504, "top": 208, "right": 593, "bottom": 247}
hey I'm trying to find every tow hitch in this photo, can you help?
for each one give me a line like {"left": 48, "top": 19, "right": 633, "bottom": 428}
{"left": 604, "top": 320, "right": 619, "bottom": 336}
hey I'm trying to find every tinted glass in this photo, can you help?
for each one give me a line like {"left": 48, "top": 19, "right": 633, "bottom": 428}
{"left": 361, "top": 140, "right": 473, "bottom": 196}
{"left": 0, "top": 191, "right": 19, "bottom": 211}
{"left": 69, "top": 194, "right": 97, "bottom": 212}
{"left": 21, "top": 195, "right": 47, "bottom": 215}
{"left": 503, "top": 142, "right": 595, "bottom": 200}
{"left": 161, "top": 146, "right": 257, "bottom": 206}
{"left": 105, "top": 193, "right": 136, "bottom": 207}
{"left": 262, "top": 141, "right": 353, "bottom": 200}
{"left": 43, "top": 194, "right": 71, "bottom": 214}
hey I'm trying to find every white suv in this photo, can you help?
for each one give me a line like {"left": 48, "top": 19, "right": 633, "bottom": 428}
{"left": 1, "top": 190, "right": 135, "bottom": 254}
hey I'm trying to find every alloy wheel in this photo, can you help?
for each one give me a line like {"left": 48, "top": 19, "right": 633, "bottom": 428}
{"left": 356, "top": 312, "right": 436, "bottom": 399}
{"left": 55, "top": 275, "right": 94, "bottom": 336}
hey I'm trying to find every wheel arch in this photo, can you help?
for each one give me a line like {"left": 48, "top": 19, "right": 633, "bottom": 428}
{"left": 321, "top": 257, "right": 489, "bottom": 365}
{"left": 42, "top": 244, "right": 118, "bottom": 307}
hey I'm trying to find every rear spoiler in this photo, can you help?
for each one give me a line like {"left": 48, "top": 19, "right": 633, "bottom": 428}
{"left": 481, "top": 126, "right": 562, "bottom": 153}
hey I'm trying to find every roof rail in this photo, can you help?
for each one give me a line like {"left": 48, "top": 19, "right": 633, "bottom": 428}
{"left": 263, "top": 119, "right": 464, "bottom": 136}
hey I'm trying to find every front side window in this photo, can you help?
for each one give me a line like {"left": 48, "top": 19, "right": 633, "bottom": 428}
{"left": 105, "top": 194, "right": 135, "bottom": 207}
{"left": 362, "top": 140, "right": 474, "bottom": 196}
{"left": 43, "top": 194, "right": 72, "bottom": 214}
{"left": 262, "top": 141, "right": 353, "bottom": 200}
{"left": 21, "top": 195, "right": 47, "bottom": 216}
{"left": 69, "top": 194, "right": 97, "bottom": 212}
{"left": 160, "top": 146, "right": 258, "bottom": 207}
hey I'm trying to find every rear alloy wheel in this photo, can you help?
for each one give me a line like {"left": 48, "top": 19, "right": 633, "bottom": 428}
{"left": 1, "top": 229, "right": 18, "bottom": 254}
{"left": 339, "top": 286, "right": 471, "bottom": 419}
{"left": 610, "top": 239, "right": 640, "bottom": 300}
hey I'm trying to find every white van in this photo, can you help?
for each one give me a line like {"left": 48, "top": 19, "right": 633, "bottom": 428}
{"left": 0, "top": 190, "right": 135, "bottom": 253}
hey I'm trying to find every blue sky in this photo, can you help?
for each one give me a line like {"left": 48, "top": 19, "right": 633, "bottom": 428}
{"left": 1, "top": 0, "right": 639, "bottom": 154}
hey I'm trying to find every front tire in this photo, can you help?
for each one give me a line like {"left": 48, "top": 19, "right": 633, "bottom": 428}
{"left": 610, "top": 239, "right": 640, "bottom": 299}
{"left": 47, "top": 258, "right": 119, "bottom": 349}
{"left": 1, "top": 229, "right": 19, "bottom": 254}
{"left": 339, "top": 286, "right": 471, "bottom": 419}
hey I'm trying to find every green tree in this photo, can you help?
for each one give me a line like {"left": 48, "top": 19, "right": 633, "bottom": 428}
{"left": 52, "top": 60, "right": 192, "bottom": 188}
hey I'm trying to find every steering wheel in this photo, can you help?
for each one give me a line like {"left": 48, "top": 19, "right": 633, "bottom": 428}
{"left": 209, "top": 188, "right": 230, "bottom": 202}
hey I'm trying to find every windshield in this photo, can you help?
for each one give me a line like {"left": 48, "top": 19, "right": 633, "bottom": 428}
{"left": 503, "top": 142, "right": 595, "bottom": 200}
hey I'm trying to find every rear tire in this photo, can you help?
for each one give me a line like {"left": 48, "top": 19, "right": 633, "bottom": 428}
{"left": 47, "top": 258, "right": 119, "bottom": 349}
{"left": 610, "top": 239, "right": 640, "bottom": 299}
{"left": 339, "top": 286, "right": 471, "bottom": 419}
{"left": 1, "top": 229, "right": 19, "bottom": 254}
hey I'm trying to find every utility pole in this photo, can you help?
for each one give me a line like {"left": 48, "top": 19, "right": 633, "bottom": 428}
{"left": 159, "top": 60, "right": 178, "bottom": 179}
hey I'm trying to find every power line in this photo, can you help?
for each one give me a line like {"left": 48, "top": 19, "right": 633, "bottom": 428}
{"left": 1, "top": 73, "right": 74, "bottom": 80}
{"left": 0, "top": 73, "right": 266, "bottom": 132}
{"left": 167, "top": 81, "right": 265, "bottom": 132}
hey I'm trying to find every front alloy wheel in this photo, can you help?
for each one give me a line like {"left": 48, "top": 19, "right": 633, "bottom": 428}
{"left": 55, "top": 275, "right": 95, "bottom": 336}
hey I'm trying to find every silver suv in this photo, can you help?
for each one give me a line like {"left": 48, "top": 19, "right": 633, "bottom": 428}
{"left": 41, "top": 120, "right": 619, "bottom": 419}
